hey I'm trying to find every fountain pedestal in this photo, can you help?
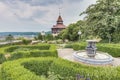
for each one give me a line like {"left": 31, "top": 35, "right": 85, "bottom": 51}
{"left": 73, "top": 40, "right": 113, "bottom": 65}
{"left": 86, "top": 40, "right": 98, "bottom": 57}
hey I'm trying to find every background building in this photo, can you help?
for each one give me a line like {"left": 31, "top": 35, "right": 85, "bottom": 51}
{"left": 51, "top": 15, "right": 66, "bottom": 34}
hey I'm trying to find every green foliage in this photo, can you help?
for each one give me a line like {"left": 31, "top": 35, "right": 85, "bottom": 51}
{"left": 45, "top": 34, "right": 53, "bottom": 41}
{"left": 0, "top": 54, "right": 6, "bottom": 64}
{"left": 1, "top": 60, "right": 43, "bottom": 80}
{"left": 5, "top": 34, "right": 14, "bottom": 42}
{"left": 5, "top": 45, "right": 50, "bottom": 52}
{"left": 97, "top": 43, "right": 120, "bottom": 57}
{"left": 37, "top": 33, "right": 43, "bottom": 40}
{"left": 0, "top": 65, "right": 1, "bottom": 80}
{"left": 1, "top": 57, "right": 120, "bottom": 80}
{"left": 47, "top": 72, "right": 63, "bottom": 80}
{"left": 6, "top": 44, "right": 58, "bottom": 60}
{"left": 73, "top": 43, "right": 120, "bottom": 57}
{"left": 64, "top": 44, "right": 73, "bottom": 48}
{"left": 22, "top": 39, "right": 32, "bottom": 45}
{"left": 23, "top": 58, "right": 54, "bottom": 76}
{"left": 81, "top": 0, "right": 120, "bottom": 43}
{"left": 35, "top": 33, "right": 54, "bottom": 41}
{"left": 59, "top": 23, "right": 79, "bottom": 41}
{"left": 59, "top": 20, "right": 90, "bottom": 41}
{"left": 72, "top": 43, "right": 86, "bottom": 50}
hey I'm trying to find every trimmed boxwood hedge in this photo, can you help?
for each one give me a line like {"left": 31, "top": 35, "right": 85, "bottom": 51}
{"left": 1, "top": 57, "right": 120, "bottom": 80}
{"left": 5, "top": 44, "right": 50, "bottom": 52}
{"left": 0, "top": 54, "right": 6, "bottom": 64}
{"left": 73, "top": 43, "right": 120, "bottom": 57}
{"left": 0, "top": 44, "right": 57, "bottom": 63}
{"left": 7, "top": 44, "right": 58, "bottom": 60}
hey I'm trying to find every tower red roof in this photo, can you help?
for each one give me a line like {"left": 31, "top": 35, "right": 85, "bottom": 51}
{"left": 57, "top": 15, "right": 63, "bottom": 22}
{"left": 51, "top": 14, "right": 66, "bottom": 34}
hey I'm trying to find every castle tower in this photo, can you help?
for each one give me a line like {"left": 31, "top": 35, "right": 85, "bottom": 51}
{"left": 51, "top": 9, "right": 66, "bottom": 34}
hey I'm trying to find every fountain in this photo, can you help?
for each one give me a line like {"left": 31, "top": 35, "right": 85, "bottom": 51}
{"left": 73, "top": 40, "right": 113, "bottom": 65}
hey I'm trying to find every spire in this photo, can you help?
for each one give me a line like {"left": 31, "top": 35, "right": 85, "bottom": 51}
{"left": 59, "top": 7, "right": 61, "bottom": 16}
{"left": 57, "top": 8, "right": 63, "bottom": 24}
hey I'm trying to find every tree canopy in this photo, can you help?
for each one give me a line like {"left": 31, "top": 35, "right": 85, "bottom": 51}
{"left": 81, "top": 0, "right": 120, "bottom": 42}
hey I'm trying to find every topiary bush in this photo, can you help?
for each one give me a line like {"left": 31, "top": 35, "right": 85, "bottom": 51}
{"left": 1, "top": 57, "right": 120, "bottom": 80}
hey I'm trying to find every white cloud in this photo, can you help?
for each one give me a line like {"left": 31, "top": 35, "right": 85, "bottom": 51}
{"left": 0, "top": 2, "right": 15, "bottom": 19}
{"left": 0, "top": 0, "right": 97, "bottom": 32}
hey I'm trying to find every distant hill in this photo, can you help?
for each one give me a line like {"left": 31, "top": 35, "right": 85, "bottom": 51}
{"left": 0, "top": 31, "right": 52, "bottom": 36}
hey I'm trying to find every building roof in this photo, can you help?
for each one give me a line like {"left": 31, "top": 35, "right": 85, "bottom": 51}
{"left": 57, "top": 15, "right": 63, "bottom": 22}
{"left": 51, "top": 15, "right": 66, "bottom": 29}
{"left": 52, "top": 24, "right": 66, "bottom": 29}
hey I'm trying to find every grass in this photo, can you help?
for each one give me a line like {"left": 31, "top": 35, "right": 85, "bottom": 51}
{"left": 0, "top": 64, "right": 1, "bottom": 80}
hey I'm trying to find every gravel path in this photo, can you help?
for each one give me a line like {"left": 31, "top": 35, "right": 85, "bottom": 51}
{"left": 57, "top": 48, "right": 75, "bottom": 62}
{"left": 57, "top": 48, "right": 120, "bottom": 66}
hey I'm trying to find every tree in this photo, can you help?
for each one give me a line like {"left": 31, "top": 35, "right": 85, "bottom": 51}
{"left": 59, "top": 23, "right": 79, "bottom": 41}
{"left": 5, "top": 34, "right": 14, "bottom": 44}
{"left": 45, "top": 34, "right": 53, "bottom": 41}
{"left": 81, "top": 0, "right": 120, "bottom": 43}
{"left": 59, "top": 20, "right": 89, "bottom": 41}
{"left": 37, "top": 33, "right": 42, "bottom": 40}
{"left": 22, "top": 39, "right": 32, "bottom": 45}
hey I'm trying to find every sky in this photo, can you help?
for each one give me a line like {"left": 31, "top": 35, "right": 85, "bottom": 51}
{"left": 0, "top": 0, "right": 97, "bottom": 32}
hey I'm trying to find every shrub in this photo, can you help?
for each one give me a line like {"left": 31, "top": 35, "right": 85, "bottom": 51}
{"left": 22, "top": 39, "right": 32, "bottom": 45}
{"left": 5, "top": 46, "right": 20, "bottom": 52}
{"left": 1, "top": 60, "right": 42, "bottom": 80}
{"left": 10, "top": 51, "right": 30, "bottom": 60}
{"left": 5, "top": 45, "right": 50, "bottom": 53}
{"left": 64, "top": 44, "right": 73, "bottom": 48}
{"left": 0, "top": 54, "right": 6, "bottom": 64}
{"left": 7, "top": 44, "right": 58, "bottom": 60}
{"left": 72, "top": 43, "right": 86, "bottom": 50}
{"left": 1, "top": 57, "right": 120, "bottom": 80}
{"left": 23, "top": 58, "right": 54, "bottom": 76}
{"left": 73, "top": 43, "right": 120, "bottom": 57}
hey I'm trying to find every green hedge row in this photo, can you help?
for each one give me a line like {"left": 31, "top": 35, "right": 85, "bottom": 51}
{"left": 0, "top": 54, "right": 6, "bottom": 64}
{"left": 73, "top": 43, "right": 120, "bottom": 57}
{"left": 5, "top": 44, "right": 50, "bottom": 52}
{"left": 1, "top": 59, "right": 43, "bottom": 80}
{"left": 72, "top": 43, "right": 86, "bottom": 50}
{"left": 1, "top": 57, "right": 120, "bottom": 80}
{"left": 0, "top": 44, "right": 57, "bottom": 63}
{"left": 9, "top": 44, "right": 57, "bottom": 60}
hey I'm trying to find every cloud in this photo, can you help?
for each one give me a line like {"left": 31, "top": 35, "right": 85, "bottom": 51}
{"left": 0, "top": 0, "right": 97, "bottom": 32}
{"left": 2, "top": 0, "right": 63, "bottom": 6}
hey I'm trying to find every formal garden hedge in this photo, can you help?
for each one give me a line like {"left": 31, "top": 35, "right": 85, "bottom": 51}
{"left": 73, "top": 43, "right": 120, "bottom": 57}
{"left": 0, "top": 54, "right": 6, "bottom": 64}
{"left": 0, "top": 44, "right": 57, "bottom": 62}
{"left": 1, "top": 57, "right": 120, "bottom": 80}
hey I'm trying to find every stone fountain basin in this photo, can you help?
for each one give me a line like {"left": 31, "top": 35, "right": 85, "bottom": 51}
{"left": 73, "top": 50, "right": 113, "bottom": 65}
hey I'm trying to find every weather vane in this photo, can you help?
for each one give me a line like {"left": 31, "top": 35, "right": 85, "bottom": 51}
{"left": 59, "top": 7, "right": 62, "bottom": 15}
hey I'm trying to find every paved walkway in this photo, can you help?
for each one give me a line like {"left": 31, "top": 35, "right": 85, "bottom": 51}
{"left": 57, "top": 48, "right": 120, "bottom": 67}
